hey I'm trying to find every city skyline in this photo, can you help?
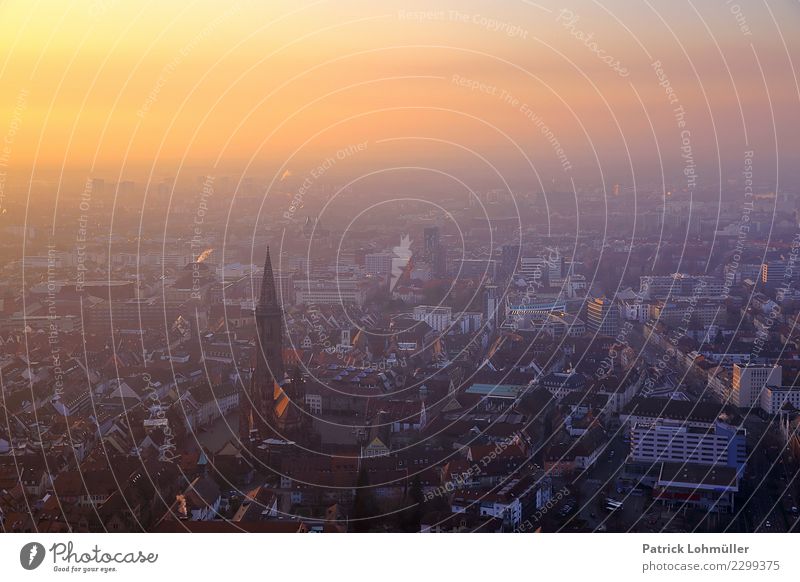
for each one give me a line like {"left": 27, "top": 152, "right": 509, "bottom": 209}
{"left": 4, "top": 0, "right": 800, "bottom": 561}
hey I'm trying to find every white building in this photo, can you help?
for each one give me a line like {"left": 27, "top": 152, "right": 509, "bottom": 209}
{"left": 732, "top": 364, "right": 782, "bottom": 409}
{"left": 630, "top": 419, "right": 746, "bottom": 473}
{"left": 620, "top": 299, "right": 651, "bottom": 322}
{"left": 413, "top": 305, "right": 452, "bottom": 332}
{"left": 520, "top": 256, "right": 547, "bottom": 286}
{"left": 294, "top": 279, "right": 366, "bottom": 307}
{"left": 760, "top": 385, "right": 800, "bottom": 415}
{"left": 454, "top": 311, "right": 484, "bottom": 334}
{"left": 450, "top": 476, "right": 546, "bottom": 528}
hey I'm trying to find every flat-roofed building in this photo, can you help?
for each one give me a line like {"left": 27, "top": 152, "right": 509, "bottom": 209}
{"left": 630, "top": 419, "right": 746, "bottom": 473}
{"left": 365, "top": 253, "right": 392, "bottom": 277}
{"left": 294, "top": 279, "right": 366, "bottom": 307}
{"left": 640, "top": 274, "right": 725, "bottom": 300}
{"left": 586, "top": 297, "right": 619, "bottom": 336}
{"left": 760, "top": 385, "right": 800, "bottom": 415}
{"left": 413, "top": 305, "right": 452, "bottom": 332}
{"left": 732, "top": 364, "right": 782, "bottom": 409}
{"left": 653, "top": 462, "right": 739, "bottom": 513}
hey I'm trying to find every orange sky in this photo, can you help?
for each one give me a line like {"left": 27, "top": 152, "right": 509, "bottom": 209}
{"left": 1, "top": 0, "right": 799, "bottom": 186}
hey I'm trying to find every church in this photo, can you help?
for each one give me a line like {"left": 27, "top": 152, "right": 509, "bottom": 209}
{"left": 239, "top": 247, "right": 315, "bottom": 451}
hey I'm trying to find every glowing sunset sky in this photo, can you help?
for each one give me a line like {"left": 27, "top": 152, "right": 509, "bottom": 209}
{"left": 1, "top": 0, "right": 799, "bottom": 188}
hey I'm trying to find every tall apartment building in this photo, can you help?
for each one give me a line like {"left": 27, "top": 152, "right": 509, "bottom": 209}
{"left": 731, "top": 364, "right": 782, "bottom": 409}
{"left": 483, "top": 284, "right": 502, "bottom": 328}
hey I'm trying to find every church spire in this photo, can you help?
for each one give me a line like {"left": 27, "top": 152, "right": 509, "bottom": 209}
{"left": 260, "top": 246, "right": 278, "bottom": 308}
{"left": 241, "top": 246, "right": 286, "bottom": 445}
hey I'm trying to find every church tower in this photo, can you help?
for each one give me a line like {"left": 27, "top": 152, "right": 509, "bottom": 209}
{"left": 240, "top": 246, "right": 316, "bottom": 451}
{"left": 240, "top": 247, "right": 285, "bottom": 443}
{"left": 255, "top": 247, "right": 284, "bottom": 381}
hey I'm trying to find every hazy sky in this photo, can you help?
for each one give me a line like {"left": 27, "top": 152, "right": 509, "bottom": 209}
{"left": 1, "top": 0, "right": 799, "bottom": 190}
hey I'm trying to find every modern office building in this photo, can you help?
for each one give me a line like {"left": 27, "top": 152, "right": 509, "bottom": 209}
{"left": 629, "top": 419, "right": 747, "bottom": 474}
{"left": 294, "top": 279, "right": 367, "bottom": 307}
{"left": 586, "top": 296, "right": 619, "bottom": 336}
{"left": 761, "top": 260, "right": 787, "bottom": 290}
{"left": 520, "top": 256, "right": 547, "bottom": 287}
{"left": 365, "top": 253, "right": 393, "bottom": 277}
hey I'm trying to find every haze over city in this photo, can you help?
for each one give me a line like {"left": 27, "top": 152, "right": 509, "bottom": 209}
{"left": 3, "top": 4, "right": 800, "bottom": 571}
{"left": 2, "top": 1, "right": 800, "bottom": 192}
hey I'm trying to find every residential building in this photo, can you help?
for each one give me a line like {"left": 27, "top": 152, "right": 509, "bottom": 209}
{"left": 760, "top": 385, "right": 800, "bottom": 415}
{"left": 413, "top": 305, "right": 453, "bottom": 332}
{"left": 731, "top": 364, "right": 782, "bottom": 409}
